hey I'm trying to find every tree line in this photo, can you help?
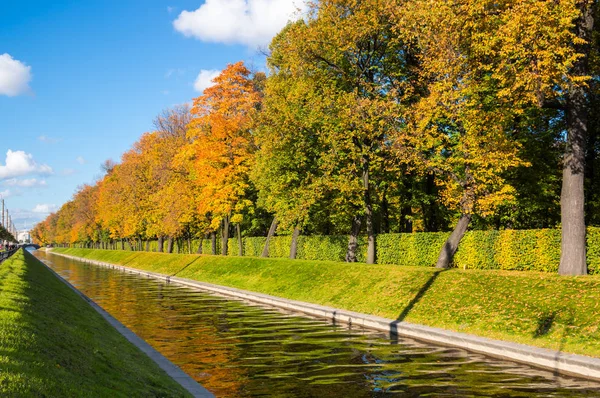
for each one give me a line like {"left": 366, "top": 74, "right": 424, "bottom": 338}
{"left": 32, "top": 0, "right": 599, "bottom": 275}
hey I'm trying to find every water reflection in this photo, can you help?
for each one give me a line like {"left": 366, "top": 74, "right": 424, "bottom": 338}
{"left": 36, "top": 251, "right": 600, "bottom": 397}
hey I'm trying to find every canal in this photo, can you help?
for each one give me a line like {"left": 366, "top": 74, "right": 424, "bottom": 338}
{"left": 34, "top": 250, "right": 600, "bottom": 397}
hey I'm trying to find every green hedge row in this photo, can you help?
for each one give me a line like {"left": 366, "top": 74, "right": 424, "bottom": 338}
{"left": 234, "top": 227, "right": 599, "bottom": 274}
{"left": 84, "top": 227, "right": 600, "bottom": 274}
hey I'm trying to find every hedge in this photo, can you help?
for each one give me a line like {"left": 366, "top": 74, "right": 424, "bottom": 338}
{"left": 75, "top": 227, "right": 600, "bottom": 274}
{"left": 237, "top": 227, "right": 599, "bottom": 274}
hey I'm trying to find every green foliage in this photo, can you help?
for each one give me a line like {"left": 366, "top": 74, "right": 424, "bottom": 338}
{"left": 265, "top": 235, "right": 292, "bottom": 259}
{"left": 297, "top": 235, "right": 348, "bottom": 262}
{"left": 588, "top": 227, "right": 600, "bottom": 274}
{"left": 73, "top": 228, "right": 600, "bottom": 275}
{"left": 235, "top": 228, "right": 598, "bottom": 274}
{"left": 0, "top": 225, "right": 16, "bottom": 242}
{"left": 377, "top": 232, "right": 450, "bottom": 267}
{"left": 241, "top": 237, "right": 265, "bottom": 257}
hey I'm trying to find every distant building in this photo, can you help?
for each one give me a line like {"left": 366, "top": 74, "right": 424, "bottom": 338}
{"left": 18, "top": 231, "right": 31, "bottom": 244}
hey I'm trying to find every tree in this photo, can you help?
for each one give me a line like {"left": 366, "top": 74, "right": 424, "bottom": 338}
{"left": 558, "top": 1, "right": 596, "bottom": 274}
{"left": 393, "top": 0, "right": 532, "bottom": 268}
{"left": 71, "top": 184, "right": 101, "bottom": 246}
{"left": 146, "top": 105, "right": 202, "bottom": 251}
{"left": 186, "top": 62, "right": 261, "bottom": 256}
{"left": 270, "top": 0, "right": 408, "bottom": 263}
{"left": 253, "top": 23, "right": 330, "bottom": 259}
{"left": 398, "top": 0, "right": 596, "bottom": 274}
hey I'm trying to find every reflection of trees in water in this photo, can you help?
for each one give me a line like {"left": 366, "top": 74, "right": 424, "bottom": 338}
{"left": 40, "top": 252, "right": 600, "bottom": 397}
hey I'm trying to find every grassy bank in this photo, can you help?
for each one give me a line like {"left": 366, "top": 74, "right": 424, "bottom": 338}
{"left": 0, "top": 249, "right": 190, "bottom": 397}
{"left": 83, "top": 226, "right": 600, "bottom": 273}
{"left": 53, "top": 248, "right": 600, "bottom": 359}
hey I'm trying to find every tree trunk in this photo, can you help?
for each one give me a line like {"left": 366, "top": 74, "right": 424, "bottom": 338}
{"left": 167, "top": 236, "right": 173, "bottom": 254}
{"left": 236, "top": 224, "right": 243, "bottom": 256}
{"left": 221, "top": 216, "right": 230, "bottom": 256}
{"left": 262, "top": 217, "right": 278, "bottom": 258}
{"left": 187, "top": 237, "right": 192, "bottom": 254}
{"left": 211, "top": 232, "right": 217, "bottom": 255}
{"left": 290, "top": 226, "right": 301, "bottom": 259}
{"left": 362, "top": 164, "right": 376, "bottom": 264}
{"left": 145, "top": 240, "right": 150, "bottom": 252}
{"left": 346, "top": 215, "right": 362, "bottom": 262}
{"left": 157, "top": 236, "right": 164, "bottom": 253}
{"left": 436, "top": 214, "right": 471, "bottom": 269}
{"left": 560, "top": 86, "right": 588, "bottom": 275}
{"left": 196, "top": 237, "right": 204, "bottom": 254}
{"left": 559, "top": 2, "right": 593, "bottom": 276}
{"left": 126, "top": 240, "right": 133, "bottom": 251}
{"left": 121, "top": 239, "right": 125, "bottom": 250}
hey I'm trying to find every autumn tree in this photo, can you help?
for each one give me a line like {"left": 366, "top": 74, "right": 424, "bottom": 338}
{"left": 395, "top": 0, "right": 597, "bottom": 273}
{"left": 391, "top": 0, "right": 534, "bottom": 268}
{"left": 270, "top": 0, "right": 408, "bottom": 263}
{"left": 145, "top": 106, "right": 203, "bottom": 253}
{"left": 71, "top": 184, "right": 102, "bottom": 246}
{"left": 96, "top": 137, "right": 155, "bottom": 250}
{"left": 186, "top": 62, "right": 261, "bottom": 256}
{"left": 251, "top": 24, "right": 326, "bottom": 258}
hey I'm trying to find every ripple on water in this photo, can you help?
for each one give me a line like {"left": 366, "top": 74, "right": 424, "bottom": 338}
{"left": 36, "top": 251, "right": 600, "bottom": 397}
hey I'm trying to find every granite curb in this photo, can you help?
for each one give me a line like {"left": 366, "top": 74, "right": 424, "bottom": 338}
{"left": 37, "top": 252, "right": 214, "bottom": 398}
{"left": 50, "top": 251, "right": 600, "bottom": 382}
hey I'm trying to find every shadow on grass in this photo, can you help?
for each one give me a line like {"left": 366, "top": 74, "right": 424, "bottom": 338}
{"left": 389, "top": 268, "right": 448, "bottom": 344}
{"left": 120, "top": 253, "right": 143, "bottom": 267}
{"left": 530, "top": 309, "right": 576, "bottom": 383}
{"left": 534, "top": 312, "right": 556, "bottom": 338}
{"left": 171, "top": 257, "right": 203, "bottom": 278}
{"left": 550, "top": 312, "right": 574, "bottom": 385}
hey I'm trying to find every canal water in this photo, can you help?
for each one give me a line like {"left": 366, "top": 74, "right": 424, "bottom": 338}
{"left": 35, "top": 250, "right": 600, "bottom": 397}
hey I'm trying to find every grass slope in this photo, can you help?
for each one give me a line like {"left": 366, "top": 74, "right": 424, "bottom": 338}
{"left": 54, "top": 248, "right": 600, "bottom": 359}
{"left": 0, "top": 249, "right": 190, "bottom": 397}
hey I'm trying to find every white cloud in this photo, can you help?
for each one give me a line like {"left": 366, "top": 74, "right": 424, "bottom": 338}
{"left": 38, "top": 135, "right": 60, "bottom": 144}
{"left": 0, "top": 189, "right": 11, "bottom": 198}
{"left": 32, "top": 204, "right": 57, "bottom": 214}
{"left": 194, "top": 69, "right": 221, "bottom": 92}
{"left": 61, "top": 168, "right": 76, "bottom": 176}
{"left": 0, "top": 54, "right": 32, "bottom": 97}
{"left": 3, "top": 178, "right": 47, "bottom": 188}
{"left": 10, "top": 205, "right": 58, "bottom": 227}
{"left": 173, "top": 0, "right": 307, "bottom": 48}
{"left": 0, "top": 150, "right": 53, "bottom": 180}
{"left": 76, "top": 156, "right": 86, "bottom": 165}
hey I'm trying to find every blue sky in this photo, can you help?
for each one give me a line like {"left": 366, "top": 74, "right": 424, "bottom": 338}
{"left": 0, "top": 0, "right": 304, "bottom": 231}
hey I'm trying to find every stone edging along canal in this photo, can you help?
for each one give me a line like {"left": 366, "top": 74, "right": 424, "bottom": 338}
{"left": 37, "top": 254, "right": 214, "bottom": 398}
{"left": 50, "top": 251, "right": 600, "bottom": 383}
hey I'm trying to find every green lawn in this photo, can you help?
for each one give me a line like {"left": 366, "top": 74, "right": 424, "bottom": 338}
{"left": 0, "top": 249, "right": 190, "bottom": 397}
{"left": 54, "top": 247, "right": 600, "bottom": 359}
